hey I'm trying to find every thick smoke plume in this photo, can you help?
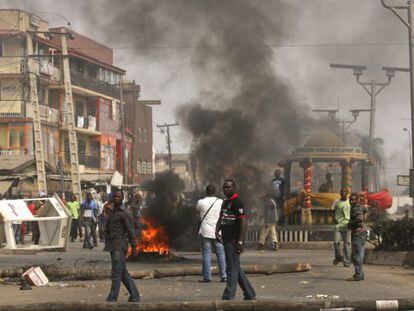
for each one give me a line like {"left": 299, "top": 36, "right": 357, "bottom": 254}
{"left": 81, "top": 0, "right": 338, "bottom": 193}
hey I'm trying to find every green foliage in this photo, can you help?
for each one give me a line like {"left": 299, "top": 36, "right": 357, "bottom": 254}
{"left": 371, "top": 216, "right": 414, "bottom": 251}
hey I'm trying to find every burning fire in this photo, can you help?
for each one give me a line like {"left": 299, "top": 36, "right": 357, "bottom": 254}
{"left": 128, "top": 218, "right": 169, "bottom": 256}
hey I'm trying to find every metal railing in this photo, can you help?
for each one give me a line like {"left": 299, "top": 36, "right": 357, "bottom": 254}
{"left": 0, "top": 149, "right": 26, "bottom": 156}
{"left": 0, "top": 57, "right": 25, "bottom": 74}
{"left": 70, "top": 70, "right": 120, "bottom": 99}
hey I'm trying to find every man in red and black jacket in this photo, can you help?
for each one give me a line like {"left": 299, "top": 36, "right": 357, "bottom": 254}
{"left": 216, "top": 179, "right": 256, "bottom": 301}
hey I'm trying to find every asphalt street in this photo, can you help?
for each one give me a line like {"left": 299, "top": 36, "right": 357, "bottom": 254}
{"left": 0, "top": 242, "right": 413, "bottom": 304}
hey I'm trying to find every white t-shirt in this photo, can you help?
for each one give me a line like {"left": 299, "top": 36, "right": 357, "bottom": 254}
{"left": 196, "top": 196, "right": 223, "bottom": 239}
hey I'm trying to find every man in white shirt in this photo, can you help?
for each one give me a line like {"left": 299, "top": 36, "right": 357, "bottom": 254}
{"left": 196, "top": 184, "right": 226, "bottom": 283}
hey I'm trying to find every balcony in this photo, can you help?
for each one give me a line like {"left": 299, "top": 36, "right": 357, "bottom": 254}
{"left": 38, "top": 60, "right": 62, "bottom": 82}
{"left": 0, "top": 148, "right": 26, "bottom": 156}
{"left": 26, "top": 105, "right": 60, "bottom": 123}
{"left": 0, "top": 57, "right": 24, "bottom": 74}
{"left": 70, "top": 70, "right": 120, "bottom": 99}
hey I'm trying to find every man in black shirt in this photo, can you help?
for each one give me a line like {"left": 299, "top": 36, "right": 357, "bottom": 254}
{"left": 216, "top": 179, "right": 256, "bottom": 301}
{"left": 105, "top": 189, "right": 140, "bottom": 302}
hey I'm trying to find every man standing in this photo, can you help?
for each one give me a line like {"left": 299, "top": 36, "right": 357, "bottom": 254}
{"left": 130, "top": 192, "right": 144, "bottom": 239}
{"left": 80, "top": 192, "right": 98, "bottom": 249}
{"left": 332, "top": 188, "right": 351, "bottom": 267}
{"left": 257, "top": 191, "right": 279, "bottom": 251}
{"left": 196, "top": 184, "right": 226, "bottom": 283}
{"left": 216, "top": 179, "right": 256, "bottom": 301}
{"left": 319, "top": 173, "right": 334, "bottom": 193}
{"left": 347, "top": 193, "right": 367, "bottom": 281}
{"left": 67, "top": 194, "right": 80, "bottom": 242}
{"left": 271, "top": 169, "right": 286, "bottom": 225}
{"left": 106, "top": 189, "right": 140, "bottom": 302}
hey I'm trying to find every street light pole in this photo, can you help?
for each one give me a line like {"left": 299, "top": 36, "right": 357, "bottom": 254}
{"left": 404, "top": 127, "right": 413, "bottom": 166}
{"left": 381, "top": 0, "right": 414, "bottom": 172}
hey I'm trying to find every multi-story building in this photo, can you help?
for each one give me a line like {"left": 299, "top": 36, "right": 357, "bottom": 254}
{"left": 0, "top": 9, "right": 154, "bottom": 197}
{"left": 123, "top": 80, "right": 156, "bottom": 185}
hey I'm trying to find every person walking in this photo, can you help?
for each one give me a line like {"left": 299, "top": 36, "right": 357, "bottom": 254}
{"left": 80, "top": 192, "right": 98, "bottom": 249}
{"left": 130, "top": 192, "right": 144, "bottom": 239}
{"left": 196, "top": 184, "right": 226, "bottom": 283}
{"left": 271, "top": 169, "right": 286, "bottom": 225}
{"left": 105, "top": 189, "right": 140, "bottom": 302}
{"left": 216, "top": 179, "right": 256, "bottom": 301}
{"left": 257, "top": 191, "right": 279, "bottom": 252}
{"left": 347, "top": 193, "right": 367, "bottom": 281}
{"left": 332, "top": 188, "right": 351, "bottom": 267}
{"left": 67, "top": 194, "right": 80, "bottom": 242}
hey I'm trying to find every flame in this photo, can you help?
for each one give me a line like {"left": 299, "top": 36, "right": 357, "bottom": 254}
{"left": 128, "top": 218, "right": 169, "bottom": 256}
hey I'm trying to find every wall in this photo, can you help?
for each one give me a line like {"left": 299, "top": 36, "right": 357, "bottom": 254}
{"left": 99, "top": 97, "right": 121, "bottom": 137}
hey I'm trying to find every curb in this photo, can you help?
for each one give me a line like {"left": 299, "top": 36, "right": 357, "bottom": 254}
{"left": 0, "top": 297, "right": 412, "bottom": 311}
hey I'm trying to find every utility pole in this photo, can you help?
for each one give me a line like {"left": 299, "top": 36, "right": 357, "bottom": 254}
{"left": 330, "top": 64, "right": 405, "bottom": 191}
{"left": 382, "top": 0, "right": 414, "bottom": 199}
{"left": 26, "top": 32, "right": 47, "bottom": 195}
{"left": 61, "top": 28, "right": 82, "bottom": 201}
{"left": 119, "top": 76, "right": 127, "bottom": 183}
{"left": 329, "top": 64, "right": 403, "bottom": 154}
{"left": 157, "top": 123, "right": 179, "bottom": 172}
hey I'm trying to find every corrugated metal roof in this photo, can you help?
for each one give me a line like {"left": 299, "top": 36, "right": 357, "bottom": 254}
{"left": 0, "top": 180, "right": 13, "bottom": 195}
{"left": 0, "top": 156, "right": 34, "bottom": 172}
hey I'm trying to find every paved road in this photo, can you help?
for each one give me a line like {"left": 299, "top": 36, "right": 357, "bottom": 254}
{"left": 1, "top": 242, "right": 414, "bottom": 304}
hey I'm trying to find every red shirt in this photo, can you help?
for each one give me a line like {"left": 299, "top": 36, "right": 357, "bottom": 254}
{"left": 27, "top": 202, "right": 35, "bottom": 215}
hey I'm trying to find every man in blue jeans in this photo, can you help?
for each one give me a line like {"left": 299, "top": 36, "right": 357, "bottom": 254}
{"left": 105, "top": 189, "right": 140, "bottom": 302}
{"left": 196, "top": 184, "right": 226, "bottom": 282}
{"left": 216, "top": 179, "right": 256, "bottom": 301}
{"left": 347, "top": 193, "right": 367, "bottom": 281}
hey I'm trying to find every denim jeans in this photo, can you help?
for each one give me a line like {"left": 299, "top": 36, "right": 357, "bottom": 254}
{"left": 222, "top": 241, "right": 256, "bottom": 300}
{"left": 83, "top": 222, "right": 93, "bottom": 249}
{"left": 351, "top": 232, "right": 366, "bottom": 280}
{"left": 334, "top": 228, "right": 351, "bottom": 264}
{"left": 200, "top": 236, "right": 226, "bottom": 280}
{"left": 12, "top": 224, "right": 21, "bottom": 244}
{"left": 107, "top": 251, "right": 140, "bottom": 301}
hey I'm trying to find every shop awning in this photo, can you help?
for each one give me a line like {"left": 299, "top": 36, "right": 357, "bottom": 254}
{"left": 0, "top": 180, "right": 13, "bottom": 195}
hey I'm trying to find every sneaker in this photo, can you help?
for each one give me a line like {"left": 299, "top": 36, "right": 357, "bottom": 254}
{"left": 272, "top": 242, "right": 279, "bottom": 251}
{"left": 333, "top": 259, "right": 341, "bottom": 265}
{"left": 128, "top": 297, "right": 140, "bottom": 302}
{"left": 220, "top": 277, "right": 227, "bottom": 283}
{"left": 198, "top": 279, "right": 211, "bottom": 283}
{"left": 256, "top": 244, "right": 264, "bottom": 251}
{"left": 343, "top": 263, "right": 350, "bottom": 267}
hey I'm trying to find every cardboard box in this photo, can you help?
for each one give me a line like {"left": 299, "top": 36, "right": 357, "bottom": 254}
{"left": 23, "top": 266, "right": 49, "bottom": 286}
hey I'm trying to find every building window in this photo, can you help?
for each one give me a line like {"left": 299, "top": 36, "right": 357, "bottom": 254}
{"left": 138, "top": 128, "right": 142, "bottom": 141}
{"left": 143, "top": 129, "right": 148, "bottom": 143}
{"left": 137, "top": 160, "right": 141, "bottom": 174}
{"left": 0, "top": 84, "right": 17, "bottom": 100}
{"left": 141, "top": 161, "right": 147, "bottom": 175}
{"left": 147, "top": 162, "right": 152, "bottom": 175}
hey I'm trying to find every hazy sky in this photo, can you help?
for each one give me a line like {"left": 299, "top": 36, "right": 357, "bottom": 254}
{"left": 2, "top": 0, "right": 412, "bottom": 188}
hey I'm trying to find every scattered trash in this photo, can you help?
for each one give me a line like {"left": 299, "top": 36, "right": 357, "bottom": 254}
{"left": 299, "top": 281, "right": 309, "bottom": 284}
{"left": 23, "top": 266, "right": 49, "bottom": 286}
{"left": 47, "top": 282, "right": 69, "bottom": 288}
{"left": 331, "top": 295, "right": 340, "bottom": 299}
{"left": 316, "top": 294, "right": 328, "bottom": 299}
{"left": 260, "top": 285, "right": 266, "bottom": 289}
{"left": 306, "top": 295, "right": 313, "bottom": 299}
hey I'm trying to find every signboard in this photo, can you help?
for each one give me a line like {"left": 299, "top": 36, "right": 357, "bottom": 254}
{"left": 397, "top": 175, "right": 410, "bottom": 186}
{"left": 295, "top": 147, "right": 363, "bottom": 154}
{"left": 0, "top": 200, "right": 34, "bottom": 220}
